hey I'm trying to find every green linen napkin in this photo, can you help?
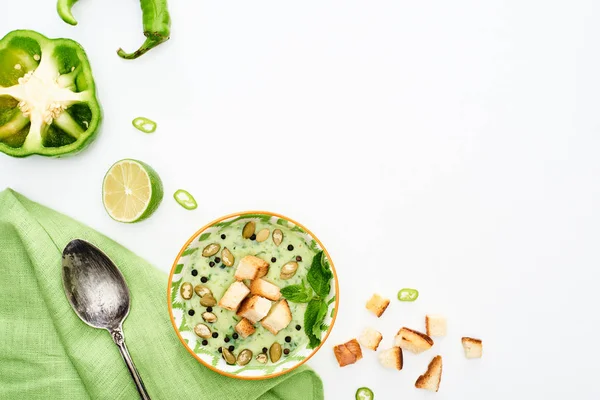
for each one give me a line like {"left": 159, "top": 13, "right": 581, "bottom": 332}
{"left": 0, "top": 188, "right": 324, "bottom": 400}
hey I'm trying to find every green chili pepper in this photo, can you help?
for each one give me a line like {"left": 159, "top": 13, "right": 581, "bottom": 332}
{"left": 397, "top": 288, "right": 419, "bottom": 301}
{"left": 132, "top": 117, "right": 157, "bottom": 134}
{"left": 0, "top": 30, "right": 102, "bottom": 158}
{"left": 57, "top": 0, "right": 171, "bottom": 60}
{"left": 174, "top": 189, "right": 198, "bottom": 210}
{"left": 355, "top": 387, "right": 374, "bottom": 400}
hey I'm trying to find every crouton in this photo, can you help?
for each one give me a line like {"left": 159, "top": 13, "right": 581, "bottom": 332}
{"left": 426, "top": 315, "right": 447, "bottom": 337}
{"left": 217, "top": 281, "right": 250, "bottom": 311}
{"left": 333, "top": 339, "right": 362, "bottom": 367}
{"left": 236, "top": 295, "right": 272, "bottom": 324}
{"left": 461, "top": 337, "right": 483, "bottom": 359}
{"left": 365, "top": 293, "right": 390, "bottom": 317}
{"left": 378, "top": 347, "right": 403, "bottom": 370}
{"left": 261, "top": 299, "right": 292, "bottom": 335}
{"left": 394, "top": 327, "right": 434, "bottom": 354}
{"left": 234, "top": 318, "right": 256, "bottom": 339}
{"left": 250, "top": 278, "right": 281, "bottom": 301}
{"left": 415, "top": 355, "right": 443, "bottom": 392}
{"left": 358, "top": 327, "right": 383, "bottom": 351}
{"left": 234, "top": 255, "right": 269, "bottom": 281}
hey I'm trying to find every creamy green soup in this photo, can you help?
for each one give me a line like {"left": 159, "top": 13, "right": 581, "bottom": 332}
{"left": 179, "top": 219, "right": 319, "bottom": 366}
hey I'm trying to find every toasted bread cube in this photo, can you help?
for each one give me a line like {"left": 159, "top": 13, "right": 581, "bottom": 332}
{"left": 462, "top": 337, "right": 483, "bottom": 359}
{"left": 234, "top": 255, "right": 269, "bottom": 281}
{"left": 365, "top": 293, "right": 390, "bottom": 317}
{"left": 358, "top": 327, "right": 383, "bottom": 351}
{"left": 261, "top": 299, "right": 292, "bottom": 335}
{"left": 234, "top": 318, "right": 256, "bottom": 339}
{"left": 394, "top": 327, "right": 434, "bottom": 354}
{"left": 250, "top": 278, "right": 281, "bottom": 301}
{"left": 217, "top": 281, "right": 250, "bottom": 311}
{"left": 415, "top": 355, "right": 443, "bottom": 392}
{"left": 426, "top": 315, "right": 447, "bottom": 337}
{"left": 378, "top": 347, "right": 403, "bottom": 370}
{"left": 333, "top": 339, "right": 362, "bottom": 367}
{"left": 236, "top": 295, "right": 272, "bottom": 324}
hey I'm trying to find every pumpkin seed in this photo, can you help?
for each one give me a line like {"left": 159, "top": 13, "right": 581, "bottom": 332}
{"left": 180, "top": 282, "right": 193, "bottom": 300}
{"left": 242, "top": 221, "right": 255, "bottom": 239}
{"left": 269, "top": 342, "right": 282, "bottom": 362}
{"left": 237, "top": 349, "right": 253, "bottom": 366}
{"left": 193, "top": 323, "right": 211, "bottom": 338}
{"left": 202, "top": 312, "right": 217, "bottom": 323}
{"left": 222, "top": 348, "right": 236, "bottom": 365}
{"left": 222, "top": 247, "right": 235, "bottom": 267}
{"left": 194, "top": 285, "right": 212, "bottom": 297}
{"left": 256, "top": 353, "right": 268, "bottom": 364}
{"left": 202, "top": 243, "right": 220, "bottom": 257}
{"left": 256, "top": 228, "right": 270, "bottom": 242}
{"left": 272, "top": 229, "right": 283, "bottom": 246}
{"left": 200, "top": 294, "right": 217, "bottom": 307}
{"left": 280, "top": 262, "right": 299, "bottom": 280}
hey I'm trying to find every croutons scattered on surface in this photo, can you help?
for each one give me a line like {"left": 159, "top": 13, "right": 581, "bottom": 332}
{"left": 415, "top": 355, "right": 443, "bottom": 392}
{"left": 378, "top": 347, "right": 403, "bottom": 370}
{"left": 250, "top": 278, "right": 281, "bottom": 301}
{"left": 426, "top": 315, "right": 447, "bottom": 337}
{"left": 234, "top": 318, "right": 256, "bottom": 339}
{"left": 394, "top": 327, "right": 434, "bottom": 354}
{"left": 461, "top": 337, "right": 483, "bottom": 359}
{"left": 217, "top": 281, "right": 250, "bottom": 311}
{"left": 358, "top": 327, "right": 383, "bottom": 351}
{"left": 234, "top": 255, "right": 269, "bottom": 281}
{"left": 365, "top": 293, "right": 390, "bottom": 317}
{"left": 236, "top": 295, "right": 272, "bottom": 324}
{"left": 261, "top": 299, "right": 292, "bottom": 335}
{"left": 333, "top": 339, "right": 363, "bottom": 367}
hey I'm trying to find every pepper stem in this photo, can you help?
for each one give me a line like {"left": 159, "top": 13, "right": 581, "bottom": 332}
{"left": 117, "top": 35, "right": 168, "bottom": 60}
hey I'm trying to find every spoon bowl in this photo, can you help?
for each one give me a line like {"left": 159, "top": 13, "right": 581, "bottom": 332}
{"left": 62, "top": 239, "right": 151, "bottom": 400}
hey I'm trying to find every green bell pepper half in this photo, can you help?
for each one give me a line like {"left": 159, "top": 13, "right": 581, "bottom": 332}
{"left": 0, "top": 30, "right": 102, "bottom": 157}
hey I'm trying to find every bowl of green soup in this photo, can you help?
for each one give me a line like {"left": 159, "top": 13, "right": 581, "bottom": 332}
{"left": 167, "top": 211, "right": 339, "bottom": 379}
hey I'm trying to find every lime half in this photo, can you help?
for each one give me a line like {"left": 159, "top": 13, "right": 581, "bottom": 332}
{"left": 102, "top": 159, "right": 164, "bottom": 223}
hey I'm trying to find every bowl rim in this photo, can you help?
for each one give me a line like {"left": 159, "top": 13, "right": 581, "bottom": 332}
{"left": 167, "top": 210, "right": 340, "bottom": 380}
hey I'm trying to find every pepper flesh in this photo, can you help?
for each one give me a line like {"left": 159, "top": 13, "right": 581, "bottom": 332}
{"left": 132, "top": 117, "right": 157, "bottom": 133}
{"left": 0, "top": 30, "right": 101, "bottom": 157}
{"left": 397, "top": 288, "right": 419, "bottom": 301}
{"left": 57, "top": 0, "right": 171, "bottom": 60}
{"left": 173, "top": 189, "right": 197, "bottom": 210}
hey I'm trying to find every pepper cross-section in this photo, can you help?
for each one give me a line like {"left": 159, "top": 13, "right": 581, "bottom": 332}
{"left": 0, "top": 30, "right": 101, "bottom": 157}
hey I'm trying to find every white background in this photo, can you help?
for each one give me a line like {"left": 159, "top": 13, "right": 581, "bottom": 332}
{"left": 2, "top": 1, "right": 600, "bottom": 398}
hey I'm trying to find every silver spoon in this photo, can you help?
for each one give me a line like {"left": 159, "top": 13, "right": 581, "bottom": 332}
{"left": 62, "top": 239, "right": 151, "bottom": 400}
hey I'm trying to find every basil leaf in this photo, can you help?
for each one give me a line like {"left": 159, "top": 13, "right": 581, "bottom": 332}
{"left": 281, "top": 284, "right": 312, "bottom": 303}
{"left": 305, "top": 298, "right": 327, "bottom": 349}
{"left": 307, "top": 250, "right": 332, "bottom": 298}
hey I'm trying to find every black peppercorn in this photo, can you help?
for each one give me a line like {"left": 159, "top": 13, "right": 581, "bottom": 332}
{"left": 221, "top": 234, "right": 226, "bottom": 240}
{"left": 202, "top": 340, "right": 208, "bottom": 346}
{"left": 232, "top": 333, "right": 239, "bottom": 339}
{"left": 285, "top": 336, "right": 291, "bottom": 343}
{"left": 284, "top": 349, "right": 290, "bottom": 355}
{"left": 201, "top": 277, "right": 208, "bottom": 283}
{"left": 262, "top": 347, "right": 268, "bottom": 354}
{"left": 191, "top": 269, "right": 198, "bottom": 276}
{"left": 295, "top": 325, "right": 301, "bottom": 331}
{"left": 287, "top": 244, "right": 294, "bottom": 251}
{"left": 188, "top": 309, "right": 195, "bottom": 316}
{"left": 214, "top": 257, "right": 221, "bottom": 263}
{"left": 250, "top": 234, "right": 256, "bottom": 240}
{"left": 212, "top": 332, "right": 219, "bottom": 338}
{"left": 296, "top": 256, "right": 302, "bottom": 262}
{"left": 209, "top": 261, "right": 215, "bottom": 267}
{"left": 271, "top": 257, "right": 277, "bottom": 263}
{"left": 228, "top": 345, "right": 235, "bottom": 352}
{"left": 206, "top": 306, "right": 213, "bottom": 312}
{"left": 224, "top": 337, "right": 230, "bottom": 343}
{"left": 218, "top": 347, "right": 222, "bottom": 353}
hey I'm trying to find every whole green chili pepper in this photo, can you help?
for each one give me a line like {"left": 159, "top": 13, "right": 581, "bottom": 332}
{"left": 56, "top": 0, "right": 171, "bottom": 60}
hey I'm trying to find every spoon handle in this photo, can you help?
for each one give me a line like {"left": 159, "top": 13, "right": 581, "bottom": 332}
{"left": 111, "top": 328, "right": 151, "bottom": 400}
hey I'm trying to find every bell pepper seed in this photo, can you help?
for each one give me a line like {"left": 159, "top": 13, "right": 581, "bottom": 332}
{"left": 173, "top": 189, "right": 197, "bottom": 210}
{"left": 132, "top": 117, "right": 157, "bottom": 134}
